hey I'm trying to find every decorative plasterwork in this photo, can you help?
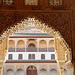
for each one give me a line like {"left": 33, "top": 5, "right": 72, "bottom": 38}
{"left": 0, "top": 18, "right": 72, "bottom": 68}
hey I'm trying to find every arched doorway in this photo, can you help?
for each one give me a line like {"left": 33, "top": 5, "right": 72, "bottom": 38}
{"left": 40, "top": 68, "right": 47, "bottom": 75}
{"left": 27, "top": 66, "right": 37, "bottom": 75}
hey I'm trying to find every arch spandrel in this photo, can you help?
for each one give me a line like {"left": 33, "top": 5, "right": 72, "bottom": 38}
{"left": 0, "top": 18, "right": 73, "bottom": 75}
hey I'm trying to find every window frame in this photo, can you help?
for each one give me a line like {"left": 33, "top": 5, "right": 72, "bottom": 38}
{"left": 51, "top": 54, "right": 55, "bottom": 60}
{"left": 41, "top": 54, "right": 45, "bottom": 59}
{"left": 18, "top": 54, "right": 23, "bottom": 60}
{"left": 8, "top": 54, "right": 13, "bottom": 60}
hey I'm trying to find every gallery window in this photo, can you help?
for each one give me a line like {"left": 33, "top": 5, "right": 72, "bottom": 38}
{"left": 28, "top": 54, "right": 35, "bottom": 59}
{"left": 32, "top": 54, "right": 35, "bottom": 59}
{"left": 41, "top": 54, "right": 45, "bottom": 59}
{"left": 18, "top": 54, "right": 23, "bottom": 59}
{"left": 8, "top": 54, "right": 13, "bottom": 60}
{"left": 51, "top": 54, "right": 55, "bottom": 59}
{"left": 29, "top": 54, "right": 32, "bottom": 59}
{"left": 3, "top": 0, "right": 14, "bottom": 5}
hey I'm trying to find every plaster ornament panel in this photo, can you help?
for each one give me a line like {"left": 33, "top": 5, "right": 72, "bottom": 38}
{"left": 39, "top": 64, "right": 47, "bottom": 70}
{"left": 64, "top": 62, "right": 73, "bottom": 70}
{"left": 16, "top": 65, "right": 24, "bottom": 70}
{"left": 6, "top": 65, "right": 14, "bottom": 70}
{"left": 49, "top": 64, "right": 58, "bottom": 70}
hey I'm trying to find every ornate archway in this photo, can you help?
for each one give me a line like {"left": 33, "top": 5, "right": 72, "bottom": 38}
{"left": 27, "top": 65, "right": 37, "bottom": 75}
{"left": 0, "top": 18, "right": 73, "bottom": 75}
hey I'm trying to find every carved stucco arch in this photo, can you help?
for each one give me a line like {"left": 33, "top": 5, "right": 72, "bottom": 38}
{"left": 0, "top": 18, "right": 73, "bottom": 75}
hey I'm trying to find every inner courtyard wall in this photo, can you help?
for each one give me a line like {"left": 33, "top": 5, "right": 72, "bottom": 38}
{"left": 3, "top": 63, "right": 60, "bottom": 75}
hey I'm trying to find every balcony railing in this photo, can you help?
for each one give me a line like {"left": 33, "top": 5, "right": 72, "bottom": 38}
{"left": 26, "top": 47, "right": 37, "bottom": 52}
{"left": 8, "top": 48, "right": 15, "bottom": 52}
{"left": 39, "top": 48, "right": 47, "bottom": 52}
{"left": 8, "top": 47, "right": 55, "bottom": 52}
{"left": 16, "top": 48, "right": 25, "bottom": 52}
{"left": 48, "top": 47, "right": 55, "bottom": 52}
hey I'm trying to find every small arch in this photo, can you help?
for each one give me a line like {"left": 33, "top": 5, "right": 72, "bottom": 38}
{"left": 40, "top": 68, "right": 47, "bottom": 75}
{"left": 17, "top": 40, "right": 25, "bottom": 48}
{"left": 6, "top": 69, "right": 14, "bottom": 75}
{"left": 50, "top": 69, "right": 57, "bottom": 75}
{"left": 27, "top": 39, "right": 37, "bottom": 52}
{"left": 27, "top": 39, "right": 37, "bottom": 48}
{"left": 28, "top": 43, "right": 36, "bottom": 47}
{"left": 39, "top": 40, "right": 47, "bottom": 48}
{"left": 49, "top": 40, "right": 54, "bottom": 48}
{"left": 16, "top": 69, "right": 24, "bottom": 75}
{"left": 9, "top": 40, "right": 15, "bottom": 48}
{"left": 27, "top": 65, "right": 37, "bottom": 70}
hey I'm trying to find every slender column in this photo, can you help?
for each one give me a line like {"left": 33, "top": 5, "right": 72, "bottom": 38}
{"left": 15, "top": 41, "right": 17, "bottom": 52}
{"left": 47, "top": 40, "right": 49, "bottom": 52}
{"left": 37, "top": 40, "right": 39, "bottom": 52}
{"left": 25, "top": 40, "right": 27, "bottom": 52}
{"left": 59, "top": 68, "right": 63, "bottom": 75}
{"left": 37, "top": 66, "right": 40, "bottom": 75}
{"left": 7, "top": 39, "right": 9, "bottom": 53}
